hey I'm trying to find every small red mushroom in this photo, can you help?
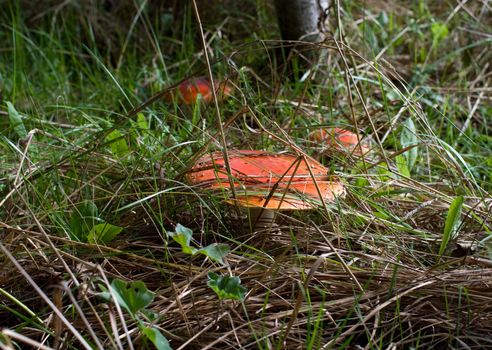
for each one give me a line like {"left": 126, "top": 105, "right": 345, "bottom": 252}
{"left": 308, "top": 127, "right": 370, "bottom": 156}
{"left": 164, "top": 76, "right": 232, "bottom": 104}
{"left": 186, "top": 150, "right": 345, "bottom": 230}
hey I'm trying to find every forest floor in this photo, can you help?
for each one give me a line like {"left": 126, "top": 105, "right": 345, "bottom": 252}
{"left": 1, "top": 1, "right": 491, "bottom": 349}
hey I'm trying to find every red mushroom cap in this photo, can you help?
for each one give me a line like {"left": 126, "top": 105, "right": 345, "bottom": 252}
{"left": 309, "top": 128, "right": 370, "bottom": 156}
{"left": 164, "top": 77, "right": 232, "bottom": 104}
{"left": 228, "top": 180, "right": 346, "bottom": 209}
{"left": 186, "top": 150, "right": 345, "bottom": 210}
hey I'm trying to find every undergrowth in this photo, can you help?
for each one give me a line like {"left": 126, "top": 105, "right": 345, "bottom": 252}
{"left": 0, "top": 0, "right": 491, "bottom": 349}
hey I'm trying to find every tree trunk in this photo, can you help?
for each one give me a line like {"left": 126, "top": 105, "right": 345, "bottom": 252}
{"left": 274, "top": 0, "right": 329, "bottom": 74}
{"left": 274, "top": 0, "right": 329, "bottom": 43}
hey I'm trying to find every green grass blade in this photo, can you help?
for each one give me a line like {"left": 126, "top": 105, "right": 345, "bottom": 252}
{"left": 438, "top": 195, "right": 464, "bottom": 258}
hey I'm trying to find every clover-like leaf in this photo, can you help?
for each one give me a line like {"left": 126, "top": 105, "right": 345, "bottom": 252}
{"left": 167, "top": 225, "right": 230, "bottom": 265}
{"left": 197, "top": 244, "right": 230, "bottom": 265}
{"left": 100, "top": 279, "right": 154, "bottom": 317}
{"left": 166, "top": 223, "right": 196, "bottom": 254}
{"left": 141, "top": 327, "right": 172, "bottom": 350}
{"left": 207, "top": 272, "right": 247, "bottom": 301}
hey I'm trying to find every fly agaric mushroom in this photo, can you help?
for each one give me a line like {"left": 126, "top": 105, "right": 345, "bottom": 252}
{"left": 186, "top": 150, "right": 345, "bottom": 230}
{"left": 164, "top": 76, "right": 232, "bottom": 104}
{"left": 308, "top": 127, "right": 370, "bottom": 156}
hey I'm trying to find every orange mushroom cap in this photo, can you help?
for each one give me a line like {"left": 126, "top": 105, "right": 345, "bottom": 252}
{"left": 229, "top": 180, "right": 346, "bottom": 209}
{"left": 186, "top": 150, "right": 346, "bottom": 210}
{"left": 309, "top": 128, "right": 370, "bottom": 156}
{"left": 164, "top": 76, "right": 232, "bottom": 104}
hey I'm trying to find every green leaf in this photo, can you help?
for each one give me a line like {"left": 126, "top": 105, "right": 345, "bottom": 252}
{"left": 431, "top": 22, "right": 449, "bottom": 47}
{"left": 376, "top": 11, "right": 388, "bottom": 27}
{"left": 197, "top": 244, "right": 230, "bottom": 265}
{"left": 207, "top": 272, "right": 247, "bottom": 301}
{"left": 363, "top": 23, "right": 378, "bottom": 50}
{"left": 136, "top": 112, "right": 149, "bottom": 130}
{"left": 106, "top": 129, "right": 129, "bottom": 158}
{"left": 141, "top": 327, "right": 172, "bottom": 350}
{"left": 400, "top": 118, "right": 418, "bottom": 171}
{"left": 69, "top": 201, "right": 100, "bottom": 241}
{"left": 140, "top": 308, "right": 160, "bottom": 322}
{"left": 166, "top": 224, "right": 230, "bottom": 264}
{"left": 167, "top": 224, "right": 196, "bottom": 254}
{"left": 377, "top": 163, "right": 394, "bottom": 182}
{"left": 87, "top": 223, "right": 123, "bottom": 244}
{"left": 7, "top": 102, "right": 27, "bottom": 139}
{"left": 355, "top": 177, "right": 369, "bottom": 187}
{"left": 395, "top": 155, "right": 410, "bottom": 178}
{"left": 438, "top": 196, "right": 464, "bottom": 258}
{"left": 100, "top": 279, "right": 154, "bottom": 316}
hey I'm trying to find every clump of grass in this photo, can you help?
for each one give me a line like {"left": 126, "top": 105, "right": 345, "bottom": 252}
{"left": 1, "top": 1, "right": 491, "bottom": 349}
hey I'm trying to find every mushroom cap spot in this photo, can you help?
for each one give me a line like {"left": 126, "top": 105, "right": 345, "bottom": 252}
{"left": 186, "top": 150, "right": 346, "bottom": 209}
{"left": 309, "top": 128, "right": 370, "bottom": 156}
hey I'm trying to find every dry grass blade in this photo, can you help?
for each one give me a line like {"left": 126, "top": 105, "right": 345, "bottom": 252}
{"left": 191, "top": 0, "right": 238, "bottom": 205}
{"left": 1, "top": 1, "right": 492, "bottom": 349}
{"left": 1, "top": 329, "right": 55, "bottom": 350}
{"left": 0, "top": 243, "right": 92, "bottom": 350}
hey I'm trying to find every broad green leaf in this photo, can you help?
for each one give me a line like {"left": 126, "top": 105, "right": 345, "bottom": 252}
{"left": 136, "top": 112, "right": 149, "bottom": 130}
{"left": 207, "top": 272, "right": 247, "bottom": 301}
{"left": 431, "top": 22, "right": 449, "bottom": 47}
{"left": 87, "top": 223, "right": 123, "bottom": 244}
{"left": 395, "top": 155, "right": 410, "bottom": 178}
{"left": 438, "top": 196, "right": 464, "bottom": 257}
{"left": 197, "top": 244, "right": 230, "bottom": 265}
{"left": 141, "top": 327, "right": 172, "bottom": 350}
{"left": 7, "top": 102, "right": 27, "bottom": 139}
{"left": 106, "top": 129, "right": 129, "bottom": 157}
{"left": 100, "top": 279, "right": 154, "bottom": 316}
{"left": 69, "top": 201, "right": 100, "bottom": 241}
{"left": 400, "top": 118, "right": 418, "bottom": 171}
{"left": 167, "top": 224, "right": 196, "bottom": 254}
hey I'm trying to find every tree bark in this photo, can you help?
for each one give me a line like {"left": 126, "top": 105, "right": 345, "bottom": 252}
{"left": 274, "top": 0, "right": 329, "bottom": 75}
{"left": 275, "top": 0, "right": 329, "bottom": 43}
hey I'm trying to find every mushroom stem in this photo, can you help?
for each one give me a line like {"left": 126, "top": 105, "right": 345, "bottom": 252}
{"left": 247, "top": 207, "right": 276, "bottom": 231}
